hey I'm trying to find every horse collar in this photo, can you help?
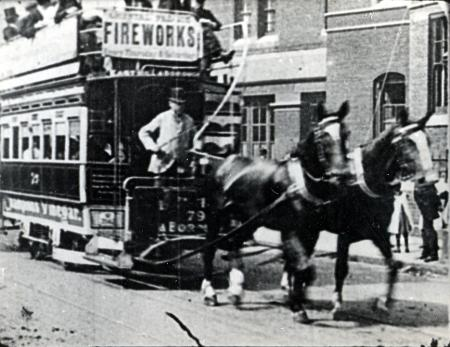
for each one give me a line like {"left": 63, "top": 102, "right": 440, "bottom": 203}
{"left": 287, "top": 160, "right": 328, "bottom": 205}
{"left": 353, "top": 147, "right": 382, "bottom": 199}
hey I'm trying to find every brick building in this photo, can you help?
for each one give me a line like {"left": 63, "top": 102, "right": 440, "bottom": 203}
{"left": 325, "top": 0, "right": 448, "bottom": 179}
{"left": 210, "top": 0, "right": 328, "bottom": 159}
{"left": 210, "top": 0, "right": 448, "bottom": 177}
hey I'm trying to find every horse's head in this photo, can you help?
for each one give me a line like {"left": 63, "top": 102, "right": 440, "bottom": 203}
{"left": 297, "top": 101, "right": 351, "bottom": 184}
{"left": 363, "top": 109, "right": 436, "bottom": 191}
{"left": 390, "top": 109, "right": 436, "bottom": 184}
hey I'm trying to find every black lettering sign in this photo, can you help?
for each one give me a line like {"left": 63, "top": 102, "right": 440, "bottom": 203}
{"left": 187, "top": 26, "right": 195, "bottom": 47}
{"left": 121, "top": 22, "right": 129, "bottom": 44}
{"left": 132, "top": 23, "right": 140, "bottom": 45}
{"left": 114, "top": 22, "right": 119, "bottom": 44}
{"left": 166, "top": 25, "right": 174, "bottom": 47}
{"left": 142, "top": 24, "right": 154, "bottom": 45}
{"left": 176, "top": 25, "right": 185, "bottom": 47}
{"left": 104, "top": 21, "right": 112, "bottom": 44}
{"left": 156, "top": 25, "right": 164, "bottom": 46}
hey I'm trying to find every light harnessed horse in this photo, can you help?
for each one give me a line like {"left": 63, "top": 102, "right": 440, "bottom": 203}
{"left": 281, "top": 110, "right": 436, "bottom": 319}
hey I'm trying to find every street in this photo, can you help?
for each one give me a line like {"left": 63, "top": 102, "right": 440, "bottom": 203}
{"left": 0, "top": 248, "right": 448, "bottom": 346}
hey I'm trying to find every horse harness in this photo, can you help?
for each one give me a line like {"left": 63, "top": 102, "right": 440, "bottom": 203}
{"left": 286, "top": 159, "right": 330, "bottom": 206}
{"left": 352, "top": 147, "right": 382, "bottom": 199}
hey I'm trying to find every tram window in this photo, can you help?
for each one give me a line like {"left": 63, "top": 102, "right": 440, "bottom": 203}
{"left": 43, "top": 121, "right": 52, "bottom": 159}
{"left": 68, "top": 118, "right": 80, "bottom": 160}
{"left": 1, "top": 125, "right": 11, "bottom": 159}
{"left": 55, "top": 122, "right": 66, "bottom": 160}
{"left": 12, "top": 126, "right": 19, "bottom": 159}
{"left": 31, "top": 124, "right": 41, "bottom": 160}
{"left": 20, "top": 123, "right": 30, "bottom": 159}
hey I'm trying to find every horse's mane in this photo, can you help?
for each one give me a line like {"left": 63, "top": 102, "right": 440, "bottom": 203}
{"left": 362, "top": 125, "right": 396, "bottom": 160}
{"left": 293, "top": 129, "right": 315, "bottom": 160}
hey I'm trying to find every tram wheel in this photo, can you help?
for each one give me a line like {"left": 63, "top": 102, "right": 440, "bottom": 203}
{"left": 62, "top": 262, "right": 76, "bottom": 271}
{"left": 17, "top": 231, "right": 29, "bottom": 251}
{"left": 29, "top": 242, "right": 48, "bottom": 260}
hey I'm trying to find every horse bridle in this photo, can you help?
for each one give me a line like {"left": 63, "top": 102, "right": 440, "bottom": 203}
{"left": 312, "top": 116, "right": 346, "bottom": 181}
{"left": 392, "top": 124, "right": 433, "bottom": 182}
{"left": 355, "top": 124, "right": 434, "bottom": 198}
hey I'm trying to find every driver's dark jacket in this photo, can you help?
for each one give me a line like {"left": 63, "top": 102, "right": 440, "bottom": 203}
{"left": 414, "top": 184, "right": 441, "bottom": 220}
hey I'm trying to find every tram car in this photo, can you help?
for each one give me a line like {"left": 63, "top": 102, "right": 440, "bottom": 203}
{"left": 0, "top": 6, "right": 244, "bottom": 269}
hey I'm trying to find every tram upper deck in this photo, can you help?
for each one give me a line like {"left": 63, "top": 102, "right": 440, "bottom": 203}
{"left": 0, "top": 6, "right": 210, "bottom": 95}
{"left": 0, "top": 7, "right": 242, "bottom": 206}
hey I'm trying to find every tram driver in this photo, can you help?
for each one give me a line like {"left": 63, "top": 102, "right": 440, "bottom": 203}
{"left": 138, "top": 87, "right": 196, "bottom": 176}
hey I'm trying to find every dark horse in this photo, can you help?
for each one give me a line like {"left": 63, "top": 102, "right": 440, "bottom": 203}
{"left": 281, "top": 109, "right": 435, "bottom": 318}
{"left": 201, "top": 101, "right": 352, "bottom": 323}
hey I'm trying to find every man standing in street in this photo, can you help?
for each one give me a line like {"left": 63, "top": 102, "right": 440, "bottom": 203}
{"left": 138, "top": 87, "right": 195, "bottom": 176}
{"left": 414, "top": 180, "right": 442, "bottom": 262}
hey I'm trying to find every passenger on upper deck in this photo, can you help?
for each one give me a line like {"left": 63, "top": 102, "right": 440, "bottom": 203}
{"left": 148, "top": 0, "right": 188, "bottom": 10}
{"left": 36, "top": 0, "right": 58, "bottom": 26}
{"left": 54, "top": 0, "right": 82, "bottom": 24}
{"left": 138, "top": 87, "right": 195, "bottom": 176}
{"left": 3, "top": 7, "right": 20, "bottom": 42}
{"left": 18, "top": 0, "right": 58, "bottom": 38}
{"left": 124, "top": 0, "right": 152, "bottom": 9}
{"left": 191, "top": 0, "right": 235, "bottom": 70}
{"left": 18, "top": 2, "right": 43, "bottom": 38}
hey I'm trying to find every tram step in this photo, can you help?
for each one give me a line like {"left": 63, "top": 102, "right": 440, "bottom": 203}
{"left": 84, "top": 253, "right": 133, "bottom": 270}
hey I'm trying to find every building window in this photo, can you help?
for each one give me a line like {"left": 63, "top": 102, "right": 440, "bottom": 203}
{"left": 258, "top": 0, "right": 276, "bottom": 37}
{"left": 234, "top": 0, "right": 245, "bottom": 40}
{"left": 373, "top": 72, "right": 406, "bottom": 136}
{"left": 241, "top": 95, "right": 275, "bottom": 158}
{"left": 430, "top": 14, "right": 448, "bottom": 114}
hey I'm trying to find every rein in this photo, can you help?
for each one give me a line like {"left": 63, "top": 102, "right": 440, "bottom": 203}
{"left": 137, "top": 190, "right": 291, "bottom": 267}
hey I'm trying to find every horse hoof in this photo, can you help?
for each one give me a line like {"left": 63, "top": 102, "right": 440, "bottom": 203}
{"left": 331, "top": 308, "right": 344, "bottom": 321}
{"left": 372, "top": 297, "right": 390, "bottom": 314}
{"left": 228, "top": 294, "right": 242, "bottom": 306}
{"left": 292, "top": 311, "right": 311, "bottom": 324}
{"left": 204, "top": 295, "right": 218, "bottom": 307}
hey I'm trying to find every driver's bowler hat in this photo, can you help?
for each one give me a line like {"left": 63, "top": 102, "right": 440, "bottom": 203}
{"left": 169, "top": 87, "right": 186, "bottom": 104}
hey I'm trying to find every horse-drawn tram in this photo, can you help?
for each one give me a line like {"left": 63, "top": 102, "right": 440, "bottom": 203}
{"left": 0, "top": 6, "right": 245, "bottom": 271}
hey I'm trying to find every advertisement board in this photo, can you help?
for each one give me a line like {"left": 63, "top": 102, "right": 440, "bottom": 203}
{"left": 2, "top": 196, "right": 83, "bottom": 227}
{"left": 102, "top": 9, "right": 202, "bottom": 61}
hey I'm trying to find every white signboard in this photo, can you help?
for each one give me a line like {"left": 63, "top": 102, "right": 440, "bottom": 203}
{"left": 0, "top": 17, "right": 78, "bottom": 81}
{"left": 102, "top": 9, "right": 202, "bottom": 62}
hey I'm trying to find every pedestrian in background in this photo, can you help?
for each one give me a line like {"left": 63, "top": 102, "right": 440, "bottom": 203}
{"left": 388, "top": 190, "right": 412, "bottom": 253}
{"left": 414, "top": 181, "right": 442, "bottom": 262}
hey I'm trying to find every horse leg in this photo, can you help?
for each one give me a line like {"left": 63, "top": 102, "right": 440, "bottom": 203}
{"left": 372, "top": 232, "right": 403, "bottom": 313}
{"left": 283, "top": 231, "right": 313, "bottom": 324}
{"left": 201, "top": 209, "right": 222, "bottom": 306}
{"left": 201, "top": 240, "right": 218, "bottom": 306}
{"left": 280, "top": 262, "right": 291, "bottom": 291}
{"left": 227, "top": 247, "right": 245, "bottom": 306}
{"left": 332, "top": 235, "right": 350, "bottom": 319}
